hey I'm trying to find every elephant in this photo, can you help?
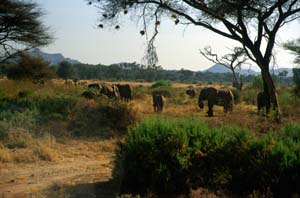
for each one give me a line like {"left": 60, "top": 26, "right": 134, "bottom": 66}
{"left": 100, "top": 83, "right": 120, "bottom": 99}
{"left": 152, "top": 94, "right": 164, "bottom": 113}
{"left": 257, "top": 91, "right": 270, "bottom": 114}
{"left": 116, "top": 84, "right": 133, "bottom": 101}
{"left": 186, "top": 87, "right": 196, "bottom": 98}
{"left": 198, "top": 87, "right": 234, "bottom": 117}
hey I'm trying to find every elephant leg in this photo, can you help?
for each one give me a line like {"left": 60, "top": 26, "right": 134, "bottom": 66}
{"left": 159, "top": 106, "right": 163, "bottom": 112}
{"left": 207, "top": 100, "right": 215, "bottom": 117}
{"left": 207, "top": 104, "right": 214, "bottom": 117}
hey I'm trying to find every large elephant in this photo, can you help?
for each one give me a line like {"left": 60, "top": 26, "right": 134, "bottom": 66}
{"left": 116, "top": 84, "right": 133, "bottom": 101}
{"left": 198, "top": 87, "right": 234, "bottom": 117}
{"left": 152, "top": 94, "right": 164, "bottom": 113}
{"left": 257, "top": 91, "right": 269, "bottom": 114}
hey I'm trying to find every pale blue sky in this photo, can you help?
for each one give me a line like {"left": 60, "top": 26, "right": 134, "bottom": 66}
{"left": 36, "top": 0, "right": 300, "bottom": 71}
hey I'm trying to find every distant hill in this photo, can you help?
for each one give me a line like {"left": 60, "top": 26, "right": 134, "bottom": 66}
{"left": 205, "top": 64, "right": 260, "bottom": 76}
{"left": 205, "top": 64, "right": 294, "bottom": 77}
{"left": 29, "top": 49, "right": 81, "bottom": 65}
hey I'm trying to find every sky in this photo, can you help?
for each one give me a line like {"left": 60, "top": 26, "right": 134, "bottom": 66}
{"left": 35, "top": 0, "right": 300, "bottom": 71}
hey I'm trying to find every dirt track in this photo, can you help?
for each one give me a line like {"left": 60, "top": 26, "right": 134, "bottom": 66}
{"left": 0, "top": 140, "right": 117, "bottom": 198}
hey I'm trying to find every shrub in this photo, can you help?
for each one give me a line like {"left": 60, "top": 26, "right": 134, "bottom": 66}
{"left": 69, "top": 99, "right": 137, "bottom": 137}
{"left": 37, "top": 95, "right": 77, "bottom": 121}
{"left": 0, "top": 109, "right": 38, "bottom": 130}
{"left": 240, "top": 88, "right": 257, "bottom": 105}
{"left": 6, "top": 54, "right": 55, "bottom": 83}
{"left": 6, "top": 128, "right": 32, "bottom": 149}
{"left": 231, "top": 88, "right": 240, "bottom": 103}
{"left": 151, "top": 80, "right": 171, "bottom": 88}
{"left": 0, "top": 121, "right": 9, "bottom": 140}
{"left": 251, "top": 76, "right": 263, "bottom": 89}
{"left": 117, "top": 118, "right": 300, "bottom": 197}
{"left": 118, "top": 117, "right": 195, "bottom": 196}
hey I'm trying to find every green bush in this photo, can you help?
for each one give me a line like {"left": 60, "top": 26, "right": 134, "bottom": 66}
{"left": 0, "top": 109, "right": 38, "bottom": 130}
{"left": 0, "top": 121, "right": 9, "bottom": 140}
{"left": 117, "top": 118, "right": 300, "bottom": 197}
{"left": 151, "top": 80, "right": 171, "bottom": 88}
{"left": 231, "top": 88, "right": 240, "bottom": 103}
{"left": 251, "top": 76, "right": 263, "bottom": 89}
{"left": 118, "top": 117, "right": 195, "bottom": 196}
{"left": 37, "top": 95, "right": 77, "bottom": 121}
{"left": 240, "top": 88, "right": 258, "bottom": 105}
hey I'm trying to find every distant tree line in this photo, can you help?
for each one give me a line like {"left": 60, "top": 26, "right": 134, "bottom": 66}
{"left": 0, "top": 59, "right": 293, "bottom": 85}
{"left": 53, "top": 61, "right": 292, "bottom": 85}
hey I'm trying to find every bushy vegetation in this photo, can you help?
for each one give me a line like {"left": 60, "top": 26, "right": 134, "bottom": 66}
{"left": 5, "top": 54, "right": 55, "bottom": 83}
{"left": 117, "top": 117, "right": 300, "bottom": 197}
{"left": 69, "top": 99, "right": 138, "bottom": 137}
{"left": 151, "top": 80, "right": 172, "bottom": 88}
{"left": 0, "top": 80, "right": 138, "bottom": 147}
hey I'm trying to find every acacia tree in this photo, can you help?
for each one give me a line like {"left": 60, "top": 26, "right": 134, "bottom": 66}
{"left": 0, "top": 0, "right": 52, "bottom": 62}
{"left": 283, "top": 38, "right": 300, "bottom": 65}
{"left": 88, "top": 0, "right": 300, "bottom": 121}
{"left": 283, "top": 38, "right": 300, "bottom": 97}
{"left": 200, "top": 46, "right": 247, "bottom": 90}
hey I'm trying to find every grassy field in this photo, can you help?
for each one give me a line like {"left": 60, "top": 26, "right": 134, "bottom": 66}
{"left": 0, "top": 79, "right": 300, "bottom": 197}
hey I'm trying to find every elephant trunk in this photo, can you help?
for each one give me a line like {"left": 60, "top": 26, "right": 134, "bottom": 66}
{"left": 198, "top": 100, "right": 204, "bottom": 109}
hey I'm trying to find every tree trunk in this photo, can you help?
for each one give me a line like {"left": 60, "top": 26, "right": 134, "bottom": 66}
{"left": 231, "top": 69, "right": 242, "bottom": 90}
{"left": 261, "top": 69, "right": 281, "bottom": 122}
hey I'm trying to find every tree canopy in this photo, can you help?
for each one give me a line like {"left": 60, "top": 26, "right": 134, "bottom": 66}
{"left": 0, "top": 0, "right": 52, "bottom": 62}
{"left": 56, "top": 61, "right": 76, "bottom": 80}
{"left": 283, "top": 38, "right": 300, "bottom": 66}
{"left": 6, "top": 54, "right": 55, "bottom": 83}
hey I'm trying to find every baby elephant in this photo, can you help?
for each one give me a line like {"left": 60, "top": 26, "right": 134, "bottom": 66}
{"left": 152, "top": 94, "right": 164, "bottom": 113}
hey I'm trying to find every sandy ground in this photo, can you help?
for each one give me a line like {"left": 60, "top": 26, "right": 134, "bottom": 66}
{"left": 0, "top": 139, "right": 117, "bottom": 198}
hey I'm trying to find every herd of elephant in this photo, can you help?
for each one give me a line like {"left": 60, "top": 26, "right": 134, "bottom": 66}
{"left": 82, "top": 83, "right": 268, "bottom": 116}
{"left": 82, "top": 83, "right": 133, "bottom": 101}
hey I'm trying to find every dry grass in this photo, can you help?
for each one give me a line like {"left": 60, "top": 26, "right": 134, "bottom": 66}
{"left": 0, "top": 145, "right": 10, "bottom": 163}
{"left": 33, "top": 143, "right": 58, "bottom": 161}
{"left": 6, "top": 128, "right": 33, "bottom": 149}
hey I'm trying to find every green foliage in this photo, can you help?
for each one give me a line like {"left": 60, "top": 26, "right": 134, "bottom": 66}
{"left": 283, "top": 38, "right": 300, "bottom": 65}
{"left": 118, "top": 118, "right": 300, "bottom": 196}
{"left": 56, "top": 61, "right": 75, "bottom": 80}
{"left": 6, "top": 54, "right": 55, "bottom": 83}
{"left": 240, "top": 88, "right": 257, "bottom": 105}
{"left": 0, "top": 93, "right": 77, "bottom": 124}
{"left": 0, "top": 121, "right": 9, "bottom": 140}
{"left": 37, "top": 95, "right": 77, "bottom": 121}
{"left": 231, "top": 88, "right": 240, "bottom": 103}
{"left": 151, "top": 80, "right": 171, "bottom": 88}
{"left": 0, "top": 0, "right": 52, "bottom": 62}
{"left": 251, "top": 76, "right": 263, "bottom": 89}
{"left": 118, "top": 117, "right": 196, "bottom": 195}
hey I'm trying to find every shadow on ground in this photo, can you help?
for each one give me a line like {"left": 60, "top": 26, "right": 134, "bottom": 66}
{"left": 37, "top": 179, "right": 118, "bottom": 198}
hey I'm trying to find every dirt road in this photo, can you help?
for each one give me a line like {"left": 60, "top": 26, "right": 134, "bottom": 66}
{"left": 0, "top": 139, "right": 117, "bottom": 198}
